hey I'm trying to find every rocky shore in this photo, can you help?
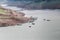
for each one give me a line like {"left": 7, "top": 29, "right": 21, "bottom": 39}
{"left": 0, "top": 6, "right": 33, "bottom": 27}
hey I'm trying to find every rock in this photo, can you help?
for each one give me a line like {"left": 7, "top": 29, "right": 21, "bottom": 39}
{"left": 0, "top": 7, "right": 32, "bottom": 27}
{"left": 16, "top": 23, "right": 22, "bottom": 25}
{"left": 43, "top": 19, "right": 46, "bottom": 21}
{"left": 29, "top": 26, "right": 31, "bottom": 28}
{"left": 28, "top": 16, "right": 38, "bottom": 23}
{"left": 43, "top": 19, "right": 51, "bottom": 21}
{"left": 32, "top": 23, "right": 35, "bottom": 25}
{"left": 47, "top": 20, "right": 51, "bottom": 21}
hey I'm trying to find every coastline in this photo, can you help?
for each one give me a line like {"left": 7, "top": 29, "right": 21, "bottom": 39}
{"left": 0, "top": 4, "right": 36, "bottom": 27}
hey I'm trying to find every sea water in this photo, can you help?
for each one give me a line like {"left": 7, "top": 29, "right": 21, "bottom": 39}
{"left": 0, "top": 9, "right": 60, "bottom": 40}
{"left": 0, "top": 0, "right": 60, "bottom": 40}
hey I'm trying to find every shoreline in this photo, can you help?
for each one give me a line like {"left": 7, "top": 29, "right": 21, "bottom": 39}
{"left": 0, "top": 5, "right": 37, "bottom": 27}
{"left": 1, "top": 4, "right": 60, "bottom": 11}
